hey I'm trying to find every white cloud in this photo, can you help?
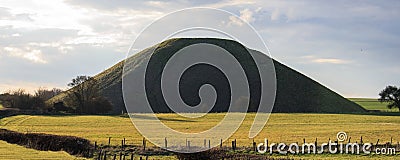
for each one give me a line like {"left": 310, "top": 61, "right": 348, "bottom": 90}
{"left": 228, "top": 16, "right": 243, "bottom": 26}
{"left": 0, "top": 81, "right": 66, "bottom": 94}
{"left": 205, "top": 0, "right": 256, "bottom": 9}
{"left": 312, "top": 58, "right": 351, "bottom": 64}
{"left": 300, "top": 55, "right": 352, "bottom": 64}
{"left": 239, "top": 8, "right": 255, "bottom": 23}
{"left": 66, "top": 36, "right": 116, "bottom": 45}
{"left": 270, "top": 8, "right": 280, "bottom": 21}
{"left": 11, "top": 33, "right": 21, "bottom": 37}
{"left": 3, "top": 46, "right": 47, "bottom": 64}
{"left": 228, "top": 8, "right": 256, "bottom": 26}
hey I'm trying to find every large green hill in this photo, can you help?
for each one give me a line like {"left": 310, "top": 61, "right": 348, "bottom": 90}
{"left": 48, "top": 38, "right": 366, "bottom": 114}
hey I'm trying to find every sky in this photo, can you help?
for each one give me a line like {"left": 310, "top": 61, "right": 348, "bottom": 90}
{"left": 0, "top": 0, "right": 399, "bottom": 98}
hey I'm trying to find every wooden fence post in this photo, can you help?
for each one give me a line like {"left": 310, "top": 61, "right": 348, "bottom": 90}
{"left": 143, "top": 137, "right": 146, "bottom": 150}
{"left": 252, "top": 139, "right": 256, "bottom": 152}
{"left": 234, "top": 139, "right": 237, "bottom": 150}
{"left": 315, "top": 138, "right": 317, "bottom": 148}
{"left": 390, "top": 137, "right": 393, "bottom": 145}
{"left": 220, "top": 139, "right": 223, "bottom": 148}
{"left": 164, "top": 137, "right": 167, "bottom": 149}
{"left": 97, "top": 150, "right": 102, "bottom": 160}
{"left": 103, "top": 151, "right": 107, "bottom": 160}
{"left": 130, "top": 153, "right": 134, "bottom": 160}
{"left": 108, "top": 137, "right": 111, "bottom": 146}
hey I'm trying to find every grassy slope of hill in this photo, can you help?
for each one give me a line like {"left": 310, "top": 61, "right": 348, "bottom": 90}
{"left": 48, "top": 38, "right": 366, "bottom": 113}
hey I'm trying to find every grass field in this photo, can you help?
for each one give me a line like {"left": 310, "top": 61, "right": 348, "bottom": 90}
{"left": 0, "top": 140, "right": 85, "bottom": 160}
{"left": 349, "top": 98, "right": 397, "bottom": 112}
{"left": 0, "top": 104, "right": 3, "bottom": 110}
{"left": 0, "top": 99, "right": 399, "bottom": 159}
{"left": 1, "top": 113, "right": 399, "bottom": 159}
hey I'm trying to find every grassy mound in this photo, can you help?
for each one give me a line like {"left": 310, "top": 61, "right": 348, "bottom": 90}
{"left": 48, "top": 38, "right": 365, "bottom": 113}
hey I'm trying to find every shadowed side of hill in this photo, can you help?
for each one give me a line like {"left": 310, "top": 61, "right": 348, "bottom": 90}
{"left": 272, "top": 59, "right": 364, "bottom": 113}
{"left": 48, "top": 38, "right": 366, "bottom": 114}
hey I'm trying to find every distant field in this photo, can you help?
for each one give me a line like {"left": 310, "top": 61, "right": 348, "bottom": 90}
{"left": 0, "top": 140, "right": 85, "bottom": 160}
{"left": 0, "top": 104, "right": 3, "bottom": 109}
{"left": 349, "top": 98, "right": 397, "bottom": 112}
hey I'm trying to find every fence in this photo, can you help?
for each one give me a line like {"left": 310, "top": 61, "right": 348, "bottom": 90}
{"left": 93, "top": 136, "right": 400, "bottom": 160}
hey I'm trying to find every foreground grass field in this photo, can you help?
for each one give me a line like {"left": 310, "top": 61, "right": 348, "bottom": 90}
{"left": 1, "top": 113, "right": 399, "bottom": 159}
{"left": 0, "top": 140, "right": 85, "bottom": 160}
{"left": 2, "top": 113, "right": 400, "bottom": 145}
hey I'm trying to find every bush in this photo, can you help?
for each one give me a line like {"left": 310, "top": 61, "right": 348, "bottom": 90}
{"left": 0, "top": 129, "right": 93, "bottom": 157}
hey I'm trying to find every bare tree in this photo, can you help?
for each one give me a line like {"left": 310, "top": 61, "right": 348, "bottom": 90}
{"left": 1, "top": 89, "right": 45, "bottom": 110}
{"left": 35, "top": 88, "right": 63, "bottom": 101}
{"left": 66, "top": 76, "right": 100, "bottom": 113}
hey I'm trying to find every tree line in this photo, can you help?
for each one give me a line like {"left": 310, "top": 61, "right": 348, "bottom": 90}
{"left": 1, "top": 77, "right": 398, "bottom": 113}
{"left": 0, "top": 88, "right": 62, "bottom": 111}
{"left": 0, "top": 75, "right": 112, "bottom": 114}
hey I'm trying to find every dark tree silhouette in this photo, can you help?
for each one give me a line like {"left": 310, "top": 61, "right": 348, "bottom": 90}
{"left": 67, "top": 76, "right": 100, "bottom": 113}
{"left": 66, "top": 76, "right": 112, "bottom": 114}
{"left": 0, "top": 89, "right": 45, "bottom": 110}
{"left": 379, "top": 85, "right": 400, "bottom": 111}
